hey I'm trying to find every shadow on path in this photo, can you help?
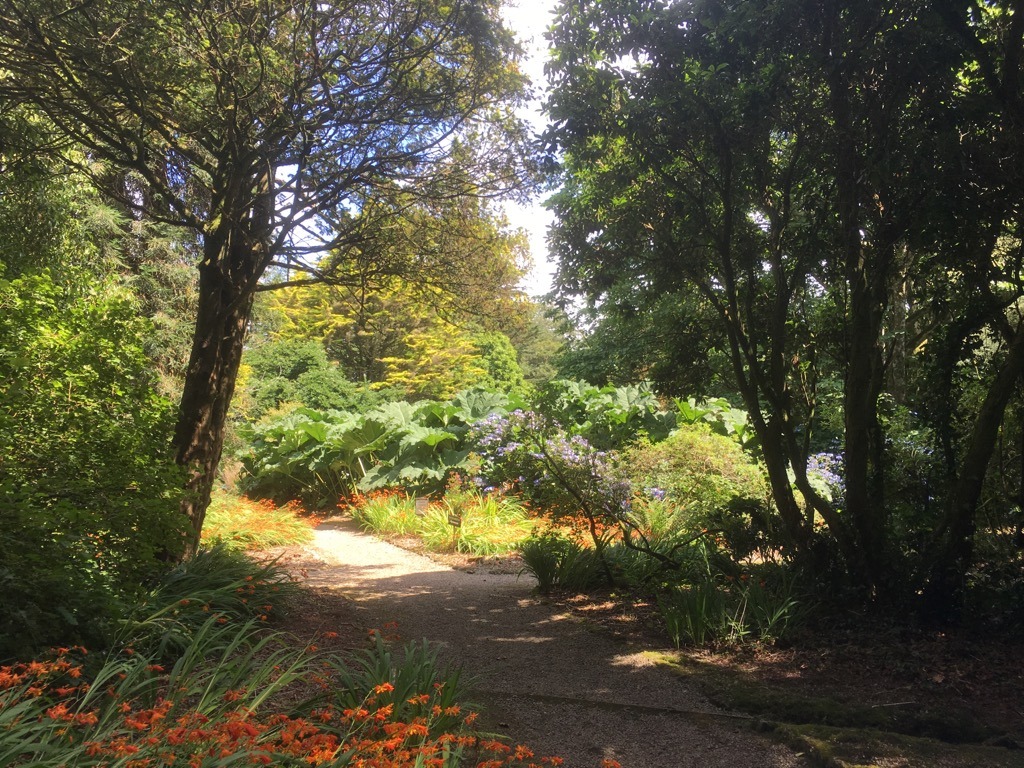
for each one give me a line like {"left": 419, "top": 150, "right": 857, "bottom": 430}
{"left": 307, "top": 517, "right": 803, "bottom": 768}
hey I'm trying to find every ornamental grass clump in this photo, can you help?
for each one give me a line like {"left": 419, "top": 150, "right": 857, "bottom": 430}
{"left": 658, "top": 571, "right": 806, "bottom": 647}
{"left": 118, "top": 546, "right": 299, "bottom": 660}
{"left": 202, "top": 491, "right": 315, "bottom": 551}
{"left": 345, "top": 489, "right": 421, "bottom": 537}
{"left": 345, "top": 485, "right": 534, "bottom": 558}
{"left": 517, "top": 531, "right": 604, "bottom": 593}
{"left": 420, "top": 485, "right": 534, "bottom": 557}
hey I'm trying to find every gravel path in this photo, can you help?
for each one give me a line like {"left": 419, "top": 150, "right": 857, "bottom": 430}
{"left": 304, "top": 517, "right": 805, "bottom": 768}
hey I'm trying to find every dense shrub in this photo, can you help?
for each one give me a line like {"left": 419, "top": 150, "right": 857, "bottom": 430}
{"left": 241, "top": 337, "right": 385, "bottom": 419}
{"left": 473, "top": 409, "right": 632, "bottom": 584}
{"left": 240, "top": 388, "right": 513, "bottom": 504}
{"left": 626, "top": 424, "right": 766, "bottom": 514}
{"left": 0, "top": 269, "right": 185, "bottom": 659}
{"left": 624, "top": 424, "right": 770, "bottom": 559}
{"left": 517, "top": 531, "right": 604, "bottom": 592}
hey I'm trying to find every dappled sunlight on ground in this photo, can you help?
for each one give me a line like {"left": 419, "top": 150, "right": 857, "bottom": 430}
{"left": 278, "top": 516, "right": 805, "bottom": 768}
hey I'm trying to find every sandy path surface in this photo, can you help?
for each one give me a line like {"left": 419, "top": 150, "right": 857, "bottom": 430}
{"left": 305, "top": 518, "right": 804, "bottom": 768}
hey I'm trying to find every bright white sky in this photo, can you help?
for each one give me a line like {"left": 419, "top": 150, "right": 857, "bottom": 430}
{"left": 501, "top": 0, "right": 560, "bottom": 297}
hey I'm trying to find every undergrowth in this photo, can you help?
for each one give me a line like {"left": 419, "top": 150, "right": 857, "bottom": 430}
{"left": 202, "top": 491, "right": 315, "bottom": 551}
{"left": 345, "top": 487, "right": 535, "bottom": 558}
{"left": 0, "top": 548, "right": 559, "bottom": 767}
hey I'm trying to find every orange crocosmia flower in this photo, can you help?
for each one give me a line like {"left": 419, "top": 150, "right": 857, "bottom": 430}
{"left": 74, "top": 711, "right": 99, "bottom": 726}
{"left": 45, "top": 703, "right": 71, "bottom": 721}
{"left": 407, "top": 694, "right": 430, "bottom": 705}
{"left": 514, "top": 745, "right": 535, "bottom": 760}
{"left": 0, "top": 670, "right": 24, "bottom": 688}
{"left": 373, "top": 682, "right": 395, "bottom": 695}
{"left": 478, "top": 740, "right": 511, "bottom": 753}
{"left": 322, "top": 631, "right": 338, "bottom": 639}
{"left": 463, "top": 711, "right": 478, "bottom": 726}
{"left": 601, "top": 760, "right": 623, "bottom": 768}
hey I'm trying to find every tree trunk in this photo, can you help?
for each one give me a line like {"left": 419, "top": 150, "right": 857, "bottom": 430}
{"left": 828, "top": 49, "right": 892, "bottom": 593}
{"left": 173, "top": 236, "right": 260, "bottom": 558}
{"left": 926, "top": 324, "right": 1024, "bottom": 617}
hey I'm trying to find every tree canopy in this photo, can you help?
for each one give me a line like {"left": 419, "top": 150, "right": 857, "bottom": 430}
{"left": 545, "top": 0, "right": 1024, "bottom": 610}
{"left": 0, "top": 0, "right": 533, "bottom": 553}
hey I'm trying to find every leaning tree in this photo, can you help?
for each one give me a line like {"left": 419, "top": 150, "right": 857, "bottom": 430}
{"left": 0, "top": 0, "right": 532, "bottom": 555}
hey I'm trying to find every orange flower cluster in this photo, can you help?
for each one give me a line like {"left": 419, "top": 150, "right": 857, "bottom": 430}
{"left": 0, "top": 645, "right": 565, "bottom": 768}
{"left": 340, "top": 488, "right": 407, "bottom": 513}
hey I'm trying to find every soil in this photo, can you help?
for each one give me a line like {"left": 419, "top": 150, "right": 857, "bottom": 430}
{"left": 270, "top": 516, "right": 1024, "bottom": 768}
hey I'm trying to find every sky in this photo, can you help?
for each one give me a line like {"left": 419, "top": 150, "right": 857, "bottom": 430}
{"left": 500, "top": 0, "right": 561, "bottom": 298}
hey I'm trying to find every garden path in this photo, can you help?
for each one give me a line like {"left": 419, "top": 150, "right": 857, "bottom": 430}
{"left": 299, "top": 517, "right": 805, "bottom": 768}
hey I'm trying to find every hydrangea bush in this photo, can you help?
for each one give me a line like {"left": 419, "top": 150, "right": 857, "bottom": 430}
{"left": 472, "top": 410, "right": 632, "bottom": 583}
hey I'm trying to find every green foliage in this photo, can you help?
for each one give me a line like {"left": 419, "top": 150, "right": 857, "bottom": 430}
{"left": 0, "top": 269, "right": 185, "bottom": 660}
{"left": 120, "top": 546, "right": 299, "bottom": 659}
{"left": 674, "top": 397, "right": 757, "bottom": 448}
{"left": 347, "top": 486, "right": 533, "bottom": 558}
{"left": 378, "top": 320, "right": 490, "bottom": 401}
{"left": 420, "top": 486, "right": 534, "bottom": 557}
{"left": 347, "top": 491, "right": 421, "bottom": 537}
{"left": 516, "top": 531, "right": 604, "bottom": 593}
{"left": 247, "top": 337, "right": 330, "bottom": 380}
{"left": 201, "top": 492, "right": 314, "bottom": 552}
{"left": 472, "top": 331, "right": 526, "bottom": 394}
{"left": 240, "top": 388, "right": 515, "bottom": 504}
{"left": 625, "top": 425, "right": 771, "bottom": 559}
{"left": 658, "top": 574, "right": 805, "bottom": 647}
{"left": 0, "top": 115, "right": 121, "bottom": 282}
{"left": 535, "top": 379, "right": 675, "bottom": 449}
{"left": 240, "top": 338, "right": 380, "bottom": 420}
{"left": 627, "top": 424, "right": 766, "bottom": 514}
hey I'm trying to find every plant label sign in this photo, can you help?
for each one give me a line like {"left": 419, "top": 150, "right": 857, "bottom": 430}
{"left": 415, "top": 497, "right": 429, "bottom": 517}
{"left": 447, "top": 512, "right": 462, "bottom": 528}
